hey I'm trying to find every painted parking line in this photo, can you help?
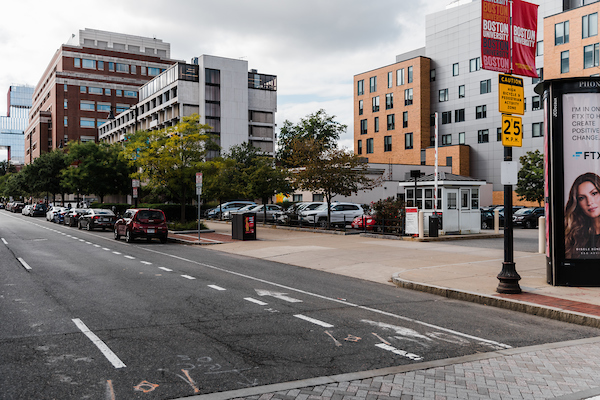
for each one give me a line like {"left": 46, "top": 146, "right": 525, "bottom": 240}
{"left": 294, "top": 314, "right": 334, "bottom": 328}
{"left": 181, "top": 275, "right": 196, "bottom": 280}
{"left": 72, "top": 318, "right": 126, "bottom": 369}
{"left": 17, "top": 257, "right": 32, "bottom": 271}
{"left": 244, "top": 297, "right": 268, "bottom": 306}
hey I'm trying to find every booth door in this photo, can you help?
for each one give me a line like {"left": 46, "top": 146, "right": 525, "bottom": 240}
{"left": 445, "top": 189, "right": 459, "bottom": 232}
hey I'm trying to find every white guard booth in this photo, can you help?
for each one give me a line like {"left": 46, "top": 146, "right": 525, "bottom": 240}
{"left": 398, "top": 172, "right": 486, "bottom": 235}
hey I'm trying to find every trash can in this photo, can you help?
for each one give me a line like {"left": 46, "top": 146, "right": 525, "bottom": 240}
{"left": 232, "top": 212, "right": 257, "bottom": 240}
{"left": 429, "top": 215, "right": 439, "bottom": 237}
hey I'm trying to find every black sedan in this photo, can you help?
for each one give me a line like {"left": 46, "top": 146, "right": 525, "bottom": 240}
{"left": 63, "top": 208, "right": 87, "bottom": 227}
{"left": 481, "top": 210, "right": 504, "bottom": 229}
{"left": 78, "top": 209, "right": 117, "bottom": 231}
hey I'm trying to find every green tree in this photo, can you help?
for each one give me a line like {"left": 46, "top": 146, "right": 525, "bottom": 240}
{"left": 289, "top": 138, "right": 374, "bottom": 228}
{"left": 516, "top": 149, "right": 544, "bottom": 206}
{"left": 25, "top": 150, "right": 67, "bottom": 204}
{"left": 122, "top": 114, "right": 215, "bottom": 222}
{"left": 0, "top": 161, "right": 17, "bottom": 176}
{"left": 277, "top": 109, "right": 346, "bottom": 167}
{"left": 202, "top": 157, "right": 246, "bottom": 217}
{"left": 2, "top": 171, "right": 28, "bottom": 200}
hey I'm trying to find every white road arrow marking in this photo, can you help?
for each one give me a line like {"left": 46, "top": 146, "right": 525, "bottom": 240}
{"left": 255, "top": 289, "right": 302, "bottom": 303}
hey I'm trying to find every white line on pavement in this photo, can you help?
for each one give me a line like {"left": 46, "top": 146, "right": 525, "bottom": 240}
{"left": 208, "top": 285, "right": 226, "bottom": 291}
{"left": 181, "top": 275, "right": 196, "bottom": 280}
{"left": 72, "top": 318, "right": 126, "bottom": 369}
{"left": 158, "top": 266, "right": 171, "bottom": 271}
{"left": 141, "top": 261, "right": 153, "bottom": 265}
{"left": 1, "top": 238, "right": 7, "bottom": 245}
{"left": 17, "top": 257, "right": 32, "bottom": 271}
{"left": 294, "top": 314, "right": 334, "bottom": 328}
{"left": 244, "top": 297, "right": 268, "bottom": 306}
{"left": 124, "top": 255, "right": 135, "bottom": 260}
{"left": 112, "top": 251, "right": 121, "bottom": 255}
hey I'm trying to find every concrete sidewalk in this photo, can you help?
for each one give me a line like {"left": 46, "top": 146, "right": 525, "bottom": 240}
{"left": 170, "top": 221, "right": 600, "bottom": 400}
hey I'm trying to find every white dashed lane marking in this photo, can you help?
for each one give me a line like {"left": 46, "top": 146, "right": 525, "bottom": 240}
{"left": 208, "top": 285, "right": 226, "bottom": 291}
{"left": 244, "top": 297, "right": 268, "bottom": 306}
{"left": 294, "top": 314, "right": 334, "bottom": 328}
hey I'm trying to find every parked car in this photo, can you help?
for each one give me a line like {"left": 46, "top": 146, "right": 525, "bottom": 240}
{"left": 64, "top": 208, "right": 87, "bottom": 227}
{"left": 206, "top": 201, "right": 256, "bottom": 219}
{"left": 481, "top": 210, "right": 504, "bottom": 229}
{"left": 351, "top": 214, "right": 376, "bottom": 230}
{"left": 276, "top": 202, "right": 324, "bottom": 225}
{"left": 513, "top": 207, "right": 544, "bottom": 229}
{"left": 222, "top": 204, "right": 256, "bottom": 220}
{"left": 30, "top": 203, "right": 48, "bottom": 217}
{"left": 54, "top": 208, "right": 70, "bottom": 224}
{"left": 302, "top": 202, "right": 364, "bottom": 227}
{"left": 78, "top": 208, "right": 117, "bottom": 231}
{"left": 10, "top": 202, "right": 24, "bottom": 213}
{"left": 114, "top": 208, "right": 168, "bottom": 243}
{"left": 47, "top": 206, "right": 67, "bottom": 221}
{"left": 21, "top": 205, "right": 33, "bottom": 216}
{"left": 246, "top": 204, "right": 283, "bottom": 222}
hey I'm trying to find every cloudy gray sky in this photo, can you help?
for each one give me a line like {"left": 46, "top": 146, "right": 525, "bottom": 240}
{"left": 0, "top": 0, "right": 451, "bottom": 148}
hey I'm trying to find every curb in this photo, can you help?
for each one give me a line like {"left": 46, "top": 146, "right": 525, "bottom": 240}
{"left": 390, "top": 274, "right": 600, "bottom": 329}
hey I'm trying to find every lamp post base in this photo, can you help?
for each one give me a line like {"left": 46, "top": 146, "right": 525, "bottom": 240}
{"left": 497, "top": 261, "right": 522, "bottom": 294}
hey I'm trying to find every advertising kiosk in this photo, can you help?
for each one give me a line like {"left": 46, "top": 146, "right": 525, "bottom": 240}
{"left": 537, "top": 78, "right": 600, "bottom": 286}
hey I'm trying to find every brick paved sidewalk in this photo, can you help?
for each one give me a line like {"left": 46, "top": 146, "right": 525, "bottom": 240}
{"left": 181, "top": 337, "right": 600, "bottom": 400}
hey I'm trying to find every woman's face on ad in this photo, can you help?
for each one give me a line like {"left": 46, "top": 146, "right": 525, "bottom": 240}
{"left": 577, "top": 181, "right": 600, "bottom": 219}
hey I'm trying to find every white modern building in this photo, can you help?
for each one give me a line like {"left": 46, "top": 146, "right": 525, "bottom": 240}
{"left": 99, "top": 55, "right": 277, "bottom": 155}
{"left": 0, "top": 85, "right": 34, "bottom": 165}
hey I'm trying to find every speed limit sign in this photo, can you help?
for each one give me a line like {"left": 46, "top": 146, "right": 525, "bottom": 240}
{"left": 501, "top": 114, "right": 522, "bottom": 147}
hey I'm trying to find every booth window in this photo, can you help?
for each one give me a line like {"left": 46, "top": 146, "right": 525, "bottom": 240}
{"left": 471, "top": 188, "right": 479, "bottom": 209}
{"left": 447, "top": 192, "right": 457, "bottom": 210}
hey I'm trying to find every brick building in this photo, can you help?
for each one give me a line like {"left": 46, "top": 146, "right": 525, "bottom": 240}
{"left": 24, "top": 29, "right": 178, "bottom": 164}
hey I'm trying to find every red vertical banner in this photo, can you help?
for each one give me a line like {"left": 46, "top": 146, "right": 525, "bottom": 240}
{"left": 481, "top": 0, "right": 510, "bottom": 73}
{"left": 511, "top": 0, "right": 539, "bottom": 77}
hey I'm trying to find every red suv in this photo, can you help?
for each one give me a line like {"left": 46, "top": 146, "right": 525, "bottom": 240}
{"left": 114, "top": 208, "right": 168, "bottom": 243}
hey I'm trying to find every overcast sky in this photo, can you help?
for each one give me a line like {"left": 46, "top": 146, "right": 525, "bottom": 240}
{"left": 0, "top": 0, "right": 452, "bottom": 149}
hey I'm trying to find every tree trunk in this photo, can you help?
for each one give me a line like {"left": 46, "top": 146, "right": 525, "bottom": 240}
{"left": 180, "top": 186, "right": 186, "bottom": 223}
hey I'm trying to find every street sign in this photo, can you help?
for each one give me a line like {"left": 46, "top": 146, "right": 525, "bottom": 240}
{"left": 502, "top": 114, "right": 523, "bottom": 147}
{"left": 195, "top": 172, "right": 203, "bottom": 195}
{"left": 499, "top": 74, "right": 524, "bottom": 115}
{"left": 132, "top": 179, "right": 140, "bottom": 188}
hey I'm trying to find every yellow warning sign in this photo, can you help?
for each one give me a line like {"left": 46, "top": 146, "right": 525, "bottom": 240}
{"left": 499, "top": 74, "right": 524, "bottom": 115}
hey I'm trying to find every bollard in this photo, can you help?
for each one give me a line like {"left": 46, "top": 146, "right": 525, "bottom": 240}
{"left": 418, "top": 211, "right": 424, "bottom": 238}
{"left": 494, "top": 209, "right": 500, "bottom": 234}
{"left": 538, "top": 216, "right": 546, "bottom": 254}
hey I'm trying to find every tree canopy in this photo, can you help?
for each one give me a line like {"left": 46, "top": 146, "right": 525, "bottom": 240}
{"left": 516, "top": 149, "right": 544, "bottom": 206}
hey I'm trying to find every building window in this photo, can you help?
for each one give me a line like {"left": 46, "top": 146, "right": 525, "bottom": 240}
{"left": 370, "top": 76, "right": 377, "bottom": 93}
{"left": 439, "top": 88, "right": 449, "bottom": 102}
{"left": 458, "top": 85, "right": 465, "bottom": 98}
{"left": 385, "top": 93, "right": 393, "bottom": 109}
{"left": 116, "top": 90, "right": 122, "bottom": 96}
{"left": 388, "top": 71, "right": 393, "bottom": 88}
{"left": 116, "top": 63, "right": 129, "bottom": 73}
{"left": 293, "top": 194, "right": 303, "bottom": 202}
{"left": 408, "top": 66, "right": 413, "bottom": 83}
{"left": 583, "top": 13, "right": 598, "bottom": 39}
{"left": 148, "top": 67, "right": 160, "bottom": 76}
{"left": 105, "top": 88, "right": 111, "bottom": 96}
{"left": 357, "top": 140, "right": 362, "bottom": 155}
{"left": 89, "top": 87, "right": 102, "bottom": 95}
{"left": 384, "top": 136, "right": 392, "bottom": 152}
{"left": 480, "top": 79, "right": 492, "bottom": 94}
{"left": 405, "top": 132, "right": 413, "bottom": 149}
{"left": 80, "top": 101, "right": 95, "bottom": 111}
{"left": 584, "top": 43, "right": 600, "bottom": 69}
{"left": 537, "top": 41, "right": 544, "bottom": 56}
{"left": 64, "top": 116, "right": 68, "bottom": 127}
{"left": 442, "top": 134, "right": 452, "bottom": 146}
{"left": 124, "top": 90, "right": 137, "bottom": 98}
{"left": 366, "top": 138, "right": 374, "bottom": 154}
{"left": 108, "top": 62, "right": 114, "bottom": 71}
{"left": 459, "top": 132, "right": 465, "bottom": 144}
{"left": 97, "top": 103, "right": 111, "bottom": 112}
{"left": 455, "top": 108, "right": 465, "bottom": 122}
{"left": 74, "top": 58, "right": 81, "bottom": 68}
{"left": 478, "top": 129, "right": 489, "bottom": 143}
{"left": 403, "top": 111, "right": 408, "bottom": 128}
{"left": 476, "top": 105, "right": 487, "bottom": 119}
{"left": 360, "top": 119, "right": 367, "bottom": 134}
{"left": 372, "top": 96, "right": 380, "bottom": 112}
{"left": 357, "top": 80, "right": 364, "bottom": 95}
{"left": 359, "top": 100, "right": 363, "bottom": 115}
{"left": 555, "top": 21, "right": 569, "bottom": 45}
{"left": 453, "top": 63, "right": 459, "bottom": 76}
{"left": 497, "top": 127, "right": 502, "bottom": 141}
{"left": 64, "top": 84, "right": 68, "bottom": 92}
{"left": 131, "top": 65, "right": 136, "bottom": 74}
{"left": 80, "top": 86, "right": 86, "bottom": 93}
{"left": 80, "top": 117, "right": 96, "bottom": 128}
{"left": 532, "top": 68, "right": 543, "bottom": 84}
{"left": 397, "top": 68, "right": 404, "bottom": 86}
{"left": 374, "top": 117, "right": 379, "bottom": 132}
{"left": 430, "top": 69, "right": 436, "bottom": 82}
{"left": 533, "top": 122, "right": 544, "bottom": 137}
{"left": 387, "top": 114, "right": 395, "bottom": 130}
{"left": 82, "top": 59, "right": 96, "bottom": 69}
{"left": 469, "top": 57, "right": 481, "bottom": 72}
{"left": 63, "top": 100, "right": 67, "bottom": 109}
{"left": 561, "top": 51, "right": 570, "bottom": 73}
{"left": 442, "top": 111, "right": 452, "bottom": 124}
{"left": 313, "top": 194, "right": 324, "bottom": 202}
{"left": 532, "top": 95, "right": 542, "bottom": 111}
{"left": 404, "top": 88, "right": 413, "bottom": 105}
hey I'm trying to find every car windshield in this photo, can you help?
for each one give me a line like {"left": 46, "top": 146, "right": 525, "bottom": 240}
{"left": 314, "top": 204, "right": 328, "bottom": 211}
{"left": 514, "top": 208, "right": 533, "bottom": 216}
{"left": 95, "top": 210, "right": 115, "bottom": 215}
{"left": 136, "top": 210, "right": 164, "bottom": 221}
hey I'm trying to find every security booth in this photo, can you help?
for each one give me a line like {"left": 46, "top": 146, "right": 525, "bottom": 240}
{"left": 232, "top": 212, "right": 257, "bottom": 240}
{"left": 399, "top": 172, "right": 485, "bottom": 235}
{"left": 537, "top": 77, "right": 600, "bottom": 286}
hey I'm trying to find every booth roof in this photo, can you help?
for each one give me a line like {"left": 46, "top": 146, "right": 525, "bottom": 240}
{"left": 399, "top": 171, "right": 487, "bottom": 184}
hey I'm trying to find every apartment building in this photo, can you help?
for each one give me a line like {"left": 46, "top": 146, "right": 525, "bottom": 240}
{"left": 0, "top": 85, "right": 33, "bottom": 165}
{"left": 354, "top": 0, "right": 570, "bottom": 201}
{"left": 24, "top": 29, "right": 177, "bottom": 164}
{"left": 99, "top": 55, "right": 277, "bottom": 155}
{"left": 544, "top": 1, "right": 600, "bottom": 79}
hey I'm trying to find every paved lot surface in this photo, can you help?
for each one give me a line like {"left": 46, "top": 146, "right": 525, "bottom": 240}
{"left": 169, "top": 222, "right": 600, "bottom": 400}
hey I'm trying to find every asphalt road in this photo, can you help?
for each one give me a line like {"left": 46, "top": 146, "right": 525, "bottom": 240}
{"left": 1, "top": 211, "right": 598, "bottom": 399}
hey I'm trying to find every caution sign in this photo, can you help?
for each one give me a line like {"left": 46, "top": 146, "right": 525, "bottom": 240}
{"left": 499, "top": 74, "right": 524, "bottom": 115}
{"left": 502, "top": 114, "right": 523, "bottom": 147}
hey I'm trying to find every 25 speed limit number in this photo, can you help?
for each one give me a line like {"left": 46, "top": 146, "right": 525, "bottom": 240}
{"left": 501, "top": 114, "right": 523, "bottom": 147}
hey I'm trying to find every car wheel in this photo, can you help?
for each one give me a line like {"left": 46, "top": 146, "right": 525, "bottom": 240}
{"left": 146, "top": 237, "right": 152, "bottom": 243}
{"left": 482, "top": 221, "right": 489, "bottom": 229}
{"left": 78, "top": 221, "right": 82, "bottom": 230}
{"left": 125, "top": 229, "right": 133, "bottom": 243}
{"left": 525, "top": 220, "right": 532, "bottom": 229}
{"left": 114, "top": 228, "right": 120, "bottom": 240}
{"left": 86, "top": 222, "right": 92, "bottom": 231}
{"left": 318, "top": 218, "right": 328, "bottom": 228}
{"left": 160, "top": 235, "right": 168, "bottom": 244}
